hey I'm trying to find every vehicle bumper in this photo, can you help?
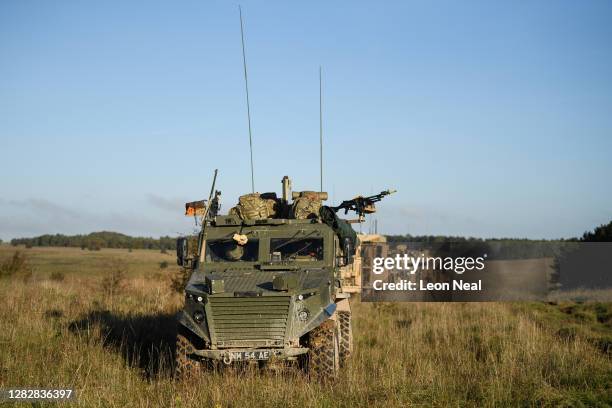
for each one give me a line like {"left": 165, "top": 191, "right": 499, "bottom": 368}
{"left": 193, "top": 347, "right": 308, "bottom": 363}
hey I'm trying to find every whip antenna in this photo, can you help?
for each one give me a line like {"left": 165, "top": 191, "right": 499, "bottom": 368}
{"left": 239, "top": 5, "right": 255, "bottom": 193}
{"left": 319, "top": 66, "right": 323, "bottom": 192}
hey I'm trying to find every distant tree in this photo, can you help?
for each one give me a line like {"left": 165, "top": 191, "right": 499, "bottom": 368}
{"left": 581, "top": 221, "right": 612, "bottom": 242}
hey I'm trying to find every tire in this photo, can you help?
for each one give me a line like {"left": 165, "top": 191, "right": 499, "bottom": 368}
{"left": 175, "top": 328, "right": 202, "bottom": 379}
{"left": 338, "top": 311, "right": 353, "bottom": 364}
{"left": 306, "top": 319, "right": 340, "bottom": 381}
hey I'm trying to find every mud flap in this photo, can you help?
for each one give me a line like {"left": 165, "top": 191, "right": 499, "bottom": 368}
{"left": 297, "top": 302, "right": 337, "bottom": 337}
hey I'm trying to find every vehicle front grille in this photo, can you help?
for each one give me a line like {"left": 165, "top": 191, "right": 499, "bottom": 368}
{"left": 208, "top": 296, "right": 291, "bottom": 348}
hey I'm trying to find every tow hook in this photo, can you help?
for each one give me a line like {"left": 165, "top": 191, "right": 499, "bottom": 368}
{"left": 222, "top": 353, "right": 233, "bottom": 365}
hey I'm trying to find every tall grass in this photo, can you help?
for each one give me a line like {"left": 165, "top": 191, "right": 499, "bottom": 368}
{"left": 0, "top": 247, "right": 610, "bottom": 407}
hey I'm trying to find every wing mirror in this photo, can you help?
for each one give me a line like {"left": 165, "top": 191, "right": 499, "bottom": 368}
{"left": 176, "top": 237, "right": 190, "bottom": 267}
{"left": 342, "top": 237, "right": 354, "bottom": 266}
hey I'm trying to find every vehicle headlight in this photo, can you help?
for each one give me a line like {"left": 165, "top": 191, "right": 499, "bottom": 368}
{"left": 193, "top": 311, "right": 204, "bottom": 322}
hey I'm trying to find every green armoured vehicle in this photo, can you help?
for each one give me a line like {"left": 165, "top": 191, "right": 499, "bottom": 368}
{"left": 175, "top": 174, "right": 394, "bottom": 379}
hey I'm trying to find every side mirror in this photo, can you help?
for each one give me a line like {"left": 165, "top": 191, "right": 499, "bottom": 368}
{"left": 343, "top": 237, "right": 354, "bottom": 265}
{"left": 176, "top": 237, "right": 188, "bottom": 266}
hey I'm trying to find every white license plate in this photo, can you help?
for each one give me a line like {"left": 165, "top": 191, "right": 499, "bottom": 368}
{"left": 230, "top": 350, "right": 272, "bottom": 361}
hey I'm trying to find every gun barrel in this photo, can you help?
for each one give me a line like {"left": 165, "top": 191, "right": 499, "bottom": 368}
{"left": 331, "top": 188, "right": 396, "bottom": 217}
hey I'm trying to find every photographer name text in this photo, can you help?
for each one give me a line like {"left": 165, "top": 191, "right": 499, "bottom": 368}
{"left": 373, "top": 279, "right": 481, "bottom": 291}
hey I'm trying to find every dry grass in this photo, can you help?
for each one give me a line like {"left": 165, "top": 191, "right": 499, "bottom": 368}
{"left": 0, "top": 246, "right": 610, "bottom": 407}
{"left": 0, "top": 245, "right": 181, "bottom": 278}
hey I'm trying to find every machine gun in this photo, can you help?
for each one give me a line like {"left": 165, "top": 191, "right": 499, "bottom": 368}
{"left": 206, "top": 190, "right": 221, "bottom": 222}
{"left": 331, "top": 189, "right": 396, "bottom": 222}
{"left": 184, "top": 170, "right": 221, "bottom": 224}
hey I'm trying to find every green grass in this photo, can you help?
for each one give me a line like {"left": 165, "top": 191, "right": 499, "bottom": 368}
{"left": 512, "top": 300, "right": 612, "bottom": 356}
{"left": 0, "top": 246, "right": 610, "bottom": 407}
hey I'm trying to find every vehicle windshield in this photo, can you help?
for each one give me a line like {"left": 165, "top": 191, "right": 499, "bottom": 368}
{"left": 270, "top": 238, "right": 324, "bottom": 262}
{"left": 206, "top": 239, "right": 259, "bottom": 262}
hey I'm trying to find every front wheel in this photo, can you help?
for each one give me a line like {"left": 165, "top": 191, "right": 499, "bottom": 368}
{"left": 175, "top": 328, "right": 203, "bottom": 379}
{"left": 306, "top": 319, "right": 340, "bottom": 381}
{"left": 338, "top": 311, "right": 353, "bottom": 364}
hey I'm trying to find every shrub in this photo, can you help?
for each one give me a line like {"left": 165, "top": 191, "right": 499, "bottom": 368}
{"left": 50, "top": 271, "right": 65, "bottom": 282}
{"left": 159, "top": 261, "right": 169, "bottom": 270}
{"left": 101, "top": 259, "right": 127, "bottom": 298}
{"left": 44, "top": 309, "right": 64, "bottom": 319}
{"left": 0, "top": 251, "right": 32, "bottom": 278}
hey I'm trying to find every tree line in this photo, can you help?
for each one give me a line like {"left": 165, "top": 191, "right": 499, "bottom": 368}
{"left": 10, "top": 231, "right": 177, "bottom": 251}
{"left": 387, "top": 220, "right": 611, "bottom": 244}
{"left": 385, "top": 221, "right": 611, "bottom": 259}
{"left": 7, "top": 221, "right": 610, "bottom": 252}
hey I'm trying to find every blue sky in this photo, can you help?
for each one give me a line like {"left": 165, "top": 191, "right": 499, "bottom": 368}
{"left": 1, "top": 0, "right": 611, "bottom": 240}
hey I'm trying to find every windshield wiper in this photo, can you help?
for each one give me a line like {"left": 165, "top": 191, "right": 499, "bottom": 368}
{"left": 271, "top": 230, "right": 316, "bottom": 252}
{"left": 285, "top": 242, "right": 313, "bottom": 260}
{"left": 271, "top": 231, "right": 301, "bottom": 252}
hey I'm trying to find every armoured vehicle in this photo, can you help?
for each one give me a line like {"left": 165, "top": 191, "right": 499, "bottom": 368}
{"left": 339, "top": 234, "right": 388, "bottom": 293}
{"left": 175, "top": 174, "right": 394, "bottom": 379}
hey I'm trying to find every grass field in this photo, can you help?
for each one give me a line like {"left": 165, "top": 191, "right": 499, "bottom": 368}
{"left": 0, "top": 245, "right": 610, "bottom": 407}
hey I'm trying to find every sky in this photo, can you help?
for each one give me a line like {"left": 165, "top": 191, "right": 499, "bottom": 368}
{"left": 1, "top": 0, "right": 611, "bottom": 241}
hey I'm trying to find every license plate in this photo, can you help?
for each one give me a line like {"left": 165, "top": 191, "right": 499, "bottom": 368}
{"left": 229, "top": 350, "right": 273, "bottom": 361}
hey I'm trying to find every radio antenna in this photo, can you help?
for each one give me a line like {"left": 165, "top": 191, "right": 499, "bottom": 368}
{"left": 239, "top": 5, "right": 255, "bottom": 193}
{"left": 319, "top": 66, "right": 323, "bottom": 192}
